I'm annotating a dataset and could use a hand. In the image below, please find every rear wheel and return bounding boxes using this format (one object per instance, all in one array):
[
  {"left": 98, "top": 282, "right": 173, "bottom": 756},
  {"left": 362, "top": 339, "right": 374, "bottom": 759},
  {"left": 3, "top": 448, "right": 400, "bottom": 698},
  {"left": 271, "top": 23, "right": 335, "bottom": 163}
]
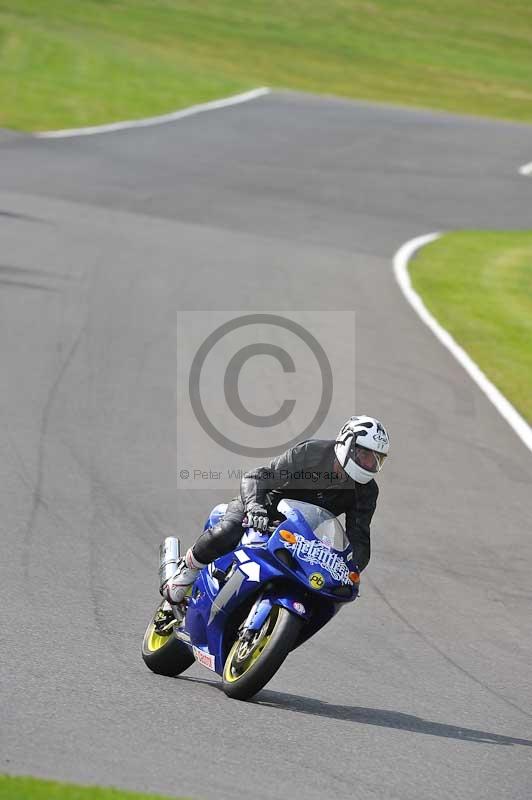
[
  {"left": 222, "top": 605, "right": 303, "bottom": 700},
  {"left": 141, "top": 601, "right": 194, "bottom": 677}
]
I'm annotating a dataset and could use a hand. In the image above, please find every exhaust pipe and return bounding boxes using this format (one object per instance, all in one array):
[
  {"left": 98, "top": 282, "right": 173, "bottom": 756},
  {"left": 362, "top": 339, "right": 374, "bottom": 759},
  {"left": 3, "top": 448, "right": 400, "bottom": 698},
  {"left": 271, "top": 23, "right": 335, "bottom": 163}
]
[{"left": 159, "top": 537, "right": 181, "bottom": 589}]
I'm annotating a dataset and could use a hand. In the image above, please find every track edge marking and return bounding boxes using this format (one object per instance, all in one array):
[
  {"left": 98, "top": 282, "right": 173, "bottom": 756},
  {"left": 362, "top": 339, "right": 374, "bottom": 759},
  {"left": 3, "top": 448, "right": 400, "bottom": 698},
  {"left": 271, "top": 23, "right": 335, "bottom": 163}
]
[
  {"left": 393, "top": 232, "right": 532, "bottom": 453},
  {"left": 34, "top": 87, "right": 271, "bottom": 139}
]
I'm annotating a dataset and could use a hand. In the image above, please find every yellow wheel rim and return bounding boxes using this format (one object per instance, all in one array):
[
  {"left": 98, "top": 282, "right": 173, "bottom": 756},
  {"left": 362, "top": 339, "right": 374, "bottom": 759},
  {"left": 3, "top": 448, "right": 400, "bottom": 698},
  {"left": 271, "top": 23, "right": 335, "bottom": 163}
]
[
  {"left": 145, "top": 623, "right": 171, "bottom": 653},
  {"left": 223, "top": 610, "right": 277, "bottom": 683}
]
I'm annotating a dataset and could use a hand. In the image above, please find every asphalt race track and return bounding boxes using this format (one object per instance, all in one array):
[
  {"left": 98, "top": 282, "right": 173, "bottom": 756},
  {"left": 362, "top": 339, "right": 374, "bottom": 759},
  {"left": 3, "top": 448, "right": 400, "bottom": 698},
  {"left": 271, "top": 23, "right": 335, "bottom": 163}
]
[{"left": 1, "top": 91, "right": 532, "bottom": 800}]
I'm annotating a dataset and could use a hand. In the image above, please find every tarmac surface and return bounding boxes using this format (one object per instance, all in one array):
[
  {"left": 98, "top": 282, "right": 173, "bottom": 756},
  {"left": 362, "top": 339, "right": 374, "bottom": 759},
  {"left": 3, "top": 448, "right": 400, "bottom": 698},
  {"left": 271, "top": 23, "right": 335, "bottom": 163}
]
[{"left": 1, "top": 91, "right": 532, "bottom": 800}]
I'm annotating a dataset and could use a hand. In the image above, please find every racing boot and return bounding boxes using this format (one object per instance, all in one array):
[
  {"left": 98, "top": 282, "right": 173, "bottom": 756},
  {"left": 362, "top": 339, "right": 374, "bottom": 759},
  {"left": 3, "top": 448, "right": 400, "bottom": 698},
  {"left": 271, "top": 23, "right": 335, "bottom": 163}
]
[{"left": 161, "top": 547, "right": 206, "bottom": 604}]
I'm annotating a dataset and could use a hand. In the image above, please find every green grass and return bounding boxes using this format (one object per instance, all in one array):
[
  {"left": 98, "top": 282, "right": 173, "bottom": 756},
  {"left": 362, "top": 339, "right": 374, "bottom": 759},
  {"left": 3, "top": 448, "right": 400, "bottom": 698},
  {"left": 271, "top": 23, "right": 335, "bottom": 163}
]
[
  {"left": 409, "top": 231, "right": 532, "bottom": 423},
  {"left": 1, "top": 1, "right": 532, "bottom": 130},
  {"left": 0, "top": 775, "right": 186, "bottom": 800}
]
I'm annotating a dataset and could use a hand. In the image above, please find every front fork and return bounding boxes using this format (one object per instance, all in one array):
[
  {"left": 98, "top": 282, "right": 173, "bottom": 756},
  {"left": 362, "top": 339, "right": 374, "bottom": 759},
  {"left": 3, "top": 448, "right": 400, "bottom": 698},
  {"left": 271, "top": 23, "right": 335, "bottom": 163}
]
[{"left": 240, "top": 586, "right": 311, "bottom": 640}]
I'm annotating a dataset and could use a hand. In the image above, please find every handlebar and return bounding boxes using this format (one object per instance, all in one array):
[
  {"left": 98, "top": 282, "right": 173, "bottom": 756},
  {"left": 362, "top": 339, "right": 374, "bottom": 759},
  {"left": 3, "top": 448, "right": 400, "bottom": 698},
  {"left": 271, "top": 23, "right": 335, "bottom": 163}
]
[{"left": 242, "top": 516, "right": 280, "bottom": 534}]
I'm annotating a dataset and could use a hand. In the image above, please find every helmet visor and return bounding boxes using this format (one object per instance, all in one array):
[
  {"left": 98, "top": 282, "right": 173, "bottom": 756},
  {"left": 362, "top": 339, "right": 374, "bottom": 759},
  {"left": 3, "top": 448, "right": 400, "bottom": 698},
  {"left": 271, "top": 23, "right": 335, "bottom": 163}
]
[{"left": 353, "top": 445, "right": 386, "bottom": 474}]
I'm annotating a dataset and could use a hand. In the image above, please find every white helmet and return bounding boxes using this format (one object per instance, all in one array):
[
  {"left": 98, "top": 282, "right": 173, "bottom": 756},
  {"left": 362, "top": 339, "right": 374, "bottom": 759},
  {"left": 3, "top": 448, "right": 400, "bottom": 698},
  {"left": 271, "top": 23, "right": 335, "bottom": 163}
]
[{"left": 334, "top": 415, "right": 390, "bottom": 484}]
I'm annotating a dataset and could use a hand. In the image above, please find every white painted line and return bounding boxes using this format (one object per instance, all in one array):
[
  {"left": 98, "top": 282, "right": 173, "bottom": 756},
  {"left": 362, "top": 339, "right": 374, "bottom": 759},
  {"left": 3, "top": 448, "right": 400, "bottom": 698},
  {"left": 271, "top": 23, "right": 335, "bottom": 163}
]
[
  {"left": 34, "top": 87, "right": 271, "bottom": 139},
  {"left": 393, "top": 233, "right": 532, "bottom": 454},
  {"left": 518, "top": 161, "right": 532, "bottom": 176}
]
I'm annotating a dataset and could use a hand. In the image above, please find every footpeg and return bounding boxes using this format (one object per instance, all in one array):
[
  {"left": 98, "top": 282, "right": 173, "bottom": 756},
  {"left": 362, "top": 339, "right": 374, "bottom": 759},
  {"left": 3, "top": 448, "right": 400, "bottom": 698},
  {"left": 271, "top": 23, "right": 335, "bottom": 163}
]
[{"left": 212, "top": 567, "right": 228, "bottom": 585}]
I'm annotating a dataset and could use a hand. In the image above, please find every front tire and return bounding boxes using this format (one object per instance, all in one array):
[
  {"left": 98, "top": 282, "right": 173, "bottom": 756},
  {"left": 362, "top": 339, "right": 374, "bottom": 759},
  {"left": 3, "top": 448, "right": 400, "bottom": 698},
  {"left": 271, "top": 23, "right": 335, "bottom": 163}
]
[
  {"left": 222, "top": 605, "right": 303, "bottom": 700},
  {"left": 141, "top": 602, "right": 194, "bottom": 677}
]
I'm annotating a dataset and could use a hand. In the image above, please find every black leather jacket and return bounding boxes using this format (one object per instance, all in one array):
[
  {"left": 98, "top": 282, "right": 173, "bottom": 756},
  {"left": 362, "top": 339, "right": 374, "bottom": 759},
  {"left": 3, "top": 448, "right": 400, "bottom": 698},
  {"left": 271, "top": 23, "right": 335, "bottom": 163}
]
[{"left": 240, "top": 439, "right": 378, "bottom": 571}]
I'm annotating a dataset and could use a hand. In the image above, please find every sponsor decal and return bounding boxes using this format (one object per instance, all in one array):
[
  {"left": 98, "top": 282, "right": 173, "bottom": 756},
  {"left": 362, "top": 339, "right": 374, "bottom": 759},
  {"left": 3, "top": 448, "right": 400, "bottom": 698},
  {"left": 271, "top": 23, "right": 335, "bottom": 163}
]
[
  {"left": 192, "top": 646, "right": 216, "bottom": 672},
  {"left": 373, "top": 421, "right": 388, "bottom": 445},
  {"left": 293, "top": 601, "right": 306, "bottom": 615},
  {"left": 309, "top": 572, "right": 325, "bottom": 590},
  {"left": 284, "top": 533, "right": 351, "bottom": 585}
]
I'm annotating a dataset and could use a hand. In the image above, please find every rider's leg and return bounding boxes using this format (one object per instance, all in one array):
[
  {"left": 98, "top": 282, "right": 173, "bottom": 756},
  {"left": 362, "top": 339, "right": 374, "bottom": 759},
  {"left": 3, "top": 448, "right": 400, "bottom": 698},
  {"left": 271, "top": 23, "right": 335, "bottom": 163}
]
[
  {"left": 191, "top": 497, "right": 246, "bottom": 563},
  {"left": 161, "top": 498, "right": 245, "bottom": 604},
  {"left": 161, "top": 547, "right": 207, "bottom": 605}
]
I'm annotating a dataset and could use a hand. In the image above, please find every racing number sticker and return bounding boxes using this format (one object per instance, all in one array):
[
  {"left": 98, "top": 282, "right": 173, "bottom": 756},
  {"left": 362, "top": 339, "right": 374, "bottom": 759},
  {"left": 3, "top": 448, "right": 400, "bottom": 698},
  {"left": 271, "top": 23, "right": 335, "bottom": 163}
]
[{"left": 309, "top": 572, "right": 325, "bottom": 589}]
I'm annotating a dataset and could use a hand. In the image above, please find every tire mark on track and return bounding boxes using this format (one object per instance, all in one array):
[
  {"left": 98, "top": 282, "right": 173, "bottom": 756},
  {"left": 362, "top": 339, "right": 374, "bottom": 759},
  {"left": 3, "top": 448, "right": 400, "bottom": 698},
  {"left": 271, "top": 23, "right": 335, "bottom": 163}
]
[
  {"left": 0, "top": 209, "right": 45, "bottom": 223},
  {"left": 48, "top": 439, "right": 149, "bottom": 668},
  {"left": 22, "top": 322, "right": 87, "bottom": 583},
  {"left": 87, "top": 482, "right": 148, "bottom": 668},
  {"left": 0, "top": 278, "right": 59, "bottom": 292},
  {"left": 368, "top": 576, "right": 532, "bottom": 720}
]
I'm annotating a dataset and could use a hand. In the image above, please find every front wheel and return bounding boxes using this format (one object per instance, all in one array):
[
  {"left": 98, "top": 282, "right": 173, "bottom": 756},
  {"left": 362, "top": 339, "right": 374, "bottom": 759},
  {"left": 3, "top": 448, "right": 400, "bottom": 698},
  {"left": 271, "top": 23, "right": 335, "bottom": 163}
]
[
  {"left": 141, "top": 601, "right": 194, "bottom": 677},
  {"left": 222, "top": 605, "right": 303, "bottom": 700}
]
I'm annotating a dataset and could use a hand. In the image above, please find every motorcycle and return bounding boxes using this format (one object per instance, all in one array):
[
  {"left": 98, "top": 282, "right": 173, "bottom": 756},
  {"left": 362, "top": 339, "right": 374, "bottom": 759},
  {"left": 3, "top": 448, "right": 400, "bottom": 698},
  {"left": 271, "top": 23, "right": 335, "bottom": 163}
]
[{"left": 141, "top": 499, "right": 360, "bottom": 700}]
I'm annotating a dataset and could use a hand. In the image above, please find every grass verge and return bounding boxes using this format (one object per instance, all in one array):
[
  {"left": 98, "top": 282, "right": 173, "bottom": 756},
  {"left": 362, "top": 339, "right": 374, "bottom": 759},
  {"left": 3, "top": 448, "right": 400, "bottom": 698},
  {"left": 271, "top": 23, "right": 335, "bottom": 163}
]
[
  {"left": 1, "top": 1, "right": 532, "bottom": 130},
  {"left": 409, "top": 231, "right": 532, "bottom": 423},
  {"left": 0, "top": 775, "right": 186, "bottom": 800}
]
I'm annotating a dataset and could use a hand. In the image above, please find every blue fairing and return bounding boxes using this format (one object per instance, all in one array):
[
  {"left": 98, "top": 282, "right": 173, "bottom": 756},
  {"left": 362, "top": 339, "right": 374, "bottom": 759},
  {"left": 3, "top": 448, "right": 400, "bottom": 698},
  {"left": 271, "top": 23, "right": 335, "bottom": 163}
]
[
  {"left": 203, "top": 503, "right": 228, "bottom": 531},
  {"left": 179, "top": 501, "right": 359, "bottom": 676}
]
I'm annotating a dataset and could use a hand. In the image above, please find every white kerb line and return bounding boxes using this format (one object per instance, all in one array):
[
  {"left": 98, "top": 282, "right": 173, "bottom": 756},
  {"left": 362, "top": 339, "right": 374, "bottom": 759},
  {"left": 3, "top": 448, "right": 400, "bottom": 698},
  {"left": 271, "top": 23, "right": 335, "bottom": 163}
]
[
  {"left": 393, "top": 233, "right": 532, "bottom": 454},
  {"left": 35, "top": 87, "right": 271, "bottom": 139}
]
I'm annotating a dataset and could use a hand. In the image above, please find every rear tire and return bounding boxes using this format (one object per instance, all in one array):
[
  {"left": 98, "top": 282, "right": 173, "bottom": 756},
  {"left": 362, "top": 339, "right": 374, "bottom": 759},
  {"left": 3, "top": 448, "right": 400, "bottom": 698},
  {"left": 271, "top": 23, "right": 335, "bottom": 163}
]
[
  {"left": 141, "top": 602, "right": 194, "bottom": 677},
  {"left": 222, "top": 606, "right": 303, "bottom": 700}
]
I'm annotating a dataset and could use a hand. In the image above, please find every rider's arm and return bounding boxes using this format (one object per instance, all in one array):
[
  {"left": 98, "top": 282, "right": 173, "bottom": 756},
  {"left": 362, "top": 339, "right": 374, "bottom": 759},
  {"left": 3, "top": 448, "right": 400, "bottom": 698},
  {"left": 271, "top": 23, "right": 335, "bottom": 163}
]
[
  {"left": 345, "top": 480, "right": 379, "bottom": 572},
  {"left": 240, "top": 441, "right": 312, "bottom": 510}
]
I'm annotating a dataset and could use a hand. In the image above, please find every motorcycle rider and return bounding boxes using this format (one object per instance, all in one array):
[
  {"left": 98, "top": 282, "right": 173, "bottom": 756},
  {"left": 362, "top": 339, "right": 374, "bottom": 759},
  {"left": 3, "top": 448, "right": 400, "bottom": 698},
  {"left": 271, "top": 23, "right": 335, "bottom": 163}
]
[{"left": 162, "top": 415, "right": 389, "bottom": 604}]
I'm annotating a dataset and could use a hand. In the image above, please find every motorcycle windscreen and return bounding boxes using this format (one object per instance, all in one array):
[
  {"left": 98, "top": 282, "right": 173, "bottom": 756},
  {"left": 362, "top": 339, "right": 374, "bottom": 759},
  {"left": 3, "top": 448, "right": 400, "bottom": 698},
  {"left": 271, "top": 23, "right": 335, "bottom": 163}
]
[{"left": 277, "top": 499, "right": 349, "bottom": 551}]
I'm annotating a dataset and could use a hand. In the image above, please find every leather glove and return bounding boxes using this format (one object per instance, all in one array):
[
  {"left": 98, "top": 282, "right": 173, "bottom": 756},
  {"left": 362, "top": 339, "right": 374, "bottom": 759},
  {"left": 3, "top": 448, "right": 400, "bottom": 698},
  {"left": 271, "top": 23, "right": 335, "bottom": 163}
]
[{"left": 246, "top": 503, "right": 269, "bottom": 532}]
